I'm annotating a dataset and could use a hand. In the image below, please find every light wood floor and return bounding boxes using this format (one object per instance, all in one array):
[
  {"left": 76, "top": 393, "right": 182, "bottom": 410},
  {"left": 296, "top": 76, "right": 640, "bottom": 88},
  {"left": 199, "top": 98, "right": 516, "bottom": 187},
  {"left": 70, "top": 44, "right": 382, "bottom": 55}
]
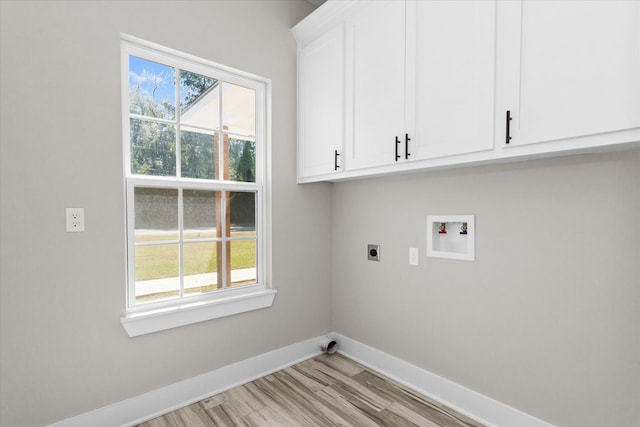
[{"left": 137, "top": 353, "right": 485, "bottom": 427}]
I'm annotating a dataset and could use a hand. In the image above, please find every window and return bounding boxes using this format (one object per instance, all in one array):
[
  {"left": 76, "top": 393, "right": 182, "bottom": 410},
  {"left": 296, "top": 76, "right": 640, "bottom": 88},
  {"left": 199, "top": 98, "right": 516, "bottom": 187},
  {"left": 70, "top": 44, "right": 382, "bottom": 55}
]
[{"left": 120, "top": 35, "right": 274, "bottom": 337}]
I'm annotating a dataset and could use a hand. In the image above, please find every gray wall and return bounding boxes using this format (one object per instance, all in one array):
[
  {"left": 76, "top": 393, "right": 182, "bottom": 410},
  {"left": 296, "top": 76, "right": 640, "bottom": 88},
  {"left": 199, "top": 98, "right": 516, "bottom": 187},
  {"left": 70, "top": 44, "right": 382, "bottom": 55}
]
[
  {"left": 331, "top": 150, "right": 640, "bottom": 427},
  {"left": 0, "top": 1, "right": 330, "bottom": 426}
]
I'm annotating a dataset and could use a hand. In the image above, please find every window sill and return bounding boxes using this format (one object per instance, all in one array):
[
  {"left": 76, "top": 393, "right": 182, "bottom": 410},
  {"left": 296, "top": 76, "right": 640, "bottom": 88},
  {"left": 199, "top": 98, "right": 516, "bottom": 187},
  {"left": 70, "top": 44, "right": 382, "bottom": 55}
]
[{"left": 121, "top": 289, "right": 277, "bottom": 337}]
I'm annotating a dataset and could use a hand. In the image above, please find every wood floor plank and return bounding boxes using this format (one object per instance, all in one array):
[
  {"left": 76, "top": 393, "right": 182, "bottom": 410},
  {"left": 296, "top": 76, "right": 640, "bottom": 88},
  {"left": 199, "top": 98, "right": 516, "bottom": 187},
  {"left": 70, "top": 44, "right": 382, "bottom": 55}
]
[
  {"left": 281, "top": 365, "right": 326, "bottom": 393},
  {"left": 198, "top": 392, "right": 226, "bottom": 409},
  {"left": 314, "top": 383, "right": 382, "bottom": 427},
  {"left": 293, "top": 358, "right": 341, "bottom": 387},
  {"left": 198, "top": 404, "right": 236, "bottom": 427},
  {"left": 352, "top": 369, "right": 484, "bottom": 427},
  {"left": 242, "top": 404, "right": 302, "bottom": 427},
  {"left": 136, "top": 353, "right": 487, "bottom": 427},
  {"left": 253, "top": 374, "right": 330, "bottom": 426},
  {"left": 385, "top": 401, "right": 447, "bottom": 427},
  {"left": 314, "top": 353, "right": 366, "bottom": 377},
  {"left": 305, "top": 358, "right": 392, "bottom": 411},
  {"left": 271, "top": 370, "right": 340, "bottom": 425},
  {"left": 377, "top": 406, "right": 426, "bottom": 427},
  {"left": 223, "top": 384, "right": 265, "bottom": 418}
]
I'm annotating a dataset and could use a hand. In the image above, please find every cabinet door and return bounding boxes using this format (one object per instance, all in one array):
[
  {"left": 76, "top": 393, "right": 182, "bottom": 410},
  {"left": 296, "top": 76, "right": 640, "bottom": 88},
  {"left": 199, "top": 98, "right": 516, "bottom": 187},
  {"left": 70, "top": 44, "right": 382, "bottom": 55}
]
[
  {"left": 345, "top": 1, "right": 407, "bottom": 170},
  {"left": 409, "top": 0, "right": 496, "bottom": 160},
  {"left": 298, "top": 25, "right": 344, "bottom": 179},
  {"left": 502, "top": 0, "right": 640, "bottom": 146}
]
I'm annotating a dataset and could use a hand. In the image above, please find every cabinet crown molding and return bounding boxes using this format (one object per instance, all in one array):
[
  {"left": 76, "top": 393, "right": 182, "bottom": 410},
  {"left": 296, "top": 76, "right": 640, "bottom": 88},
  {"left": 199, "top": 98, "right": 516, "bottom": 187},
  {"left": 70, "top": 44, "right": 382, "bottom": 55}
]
[{"left": 292, "top": 0, "right": 367, "bottom": 43}]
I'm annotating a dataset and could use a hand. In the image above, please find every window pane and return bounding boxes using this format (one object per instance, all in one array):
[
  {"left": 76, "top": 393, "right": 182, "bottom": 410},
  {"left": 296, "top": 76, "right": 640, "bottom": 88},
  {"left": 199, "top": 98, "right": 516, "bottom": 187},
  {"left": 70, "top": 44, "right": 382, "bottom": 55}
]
[
  {"left": 228, "top": 138, "right": 256, "bottom": 182},
  {"left": 180, "top": 70, "right": 219, "bottom": 130},
  {"left": 134, "top": 187, "right": 179, "bottom": 243},
  {"left": 181, "top": 130, "right": 216, "bottom": 180},
  {"left": 222, "top": 83, "right": 255, "bottom": 136},
  {"left": 129, "top": 56, "right": 176, "bottom": 120},
  {"left": 183, "top": 242, "right": 219, "bottom": 295},
  {"left": 230, "top": 192, "right": 255, "bottom": 236},
  {"left": 135, "top": 244, "right": 179, "bottom": 303},
  {"left": 130, "top": 118, "right": 176, "bottom": 176},
  {"left": 230, "top": 239, "right": 256, "bottom": 288},
  {"left": 183, "top": 190, "right": 218, "bottom": 238}
]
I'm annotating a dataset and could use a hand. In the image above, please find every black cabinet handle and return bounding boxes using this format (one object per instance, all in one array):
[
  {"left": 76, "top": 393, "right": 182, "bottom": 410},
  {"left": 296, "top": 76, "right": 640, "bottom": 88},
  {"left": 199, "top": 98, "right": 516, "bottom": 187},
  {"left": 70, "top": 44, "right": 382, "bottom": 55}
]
[
  {"left": 405, "top": 133, "right": 411, "bottom": 160},
  {"left": 395, "top": 136, "right": 401, "bottom": 161},
  {"left": 506, "top": 110, "right": 512, "bottom": 144},
  {"left": 334, "top": 149, "right": 340, "bottom": 171}
]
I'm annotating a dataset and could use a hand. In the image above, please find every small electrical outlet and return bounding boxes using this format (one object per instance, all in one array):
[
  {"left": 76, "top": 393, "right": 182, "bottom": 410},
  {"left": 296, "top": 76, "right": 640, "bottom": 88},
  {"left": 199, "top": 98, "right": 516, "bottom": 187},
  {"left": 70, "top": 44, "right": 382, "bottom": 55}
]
[
  {"left": 367, "top": 244, "right": 380, "bottom": 261},
  {"left": 66, "top": 208, "right": 85, "bottom": 232},
  {"left": 409, "top": 247, "right": 419, "bottom": 266}
]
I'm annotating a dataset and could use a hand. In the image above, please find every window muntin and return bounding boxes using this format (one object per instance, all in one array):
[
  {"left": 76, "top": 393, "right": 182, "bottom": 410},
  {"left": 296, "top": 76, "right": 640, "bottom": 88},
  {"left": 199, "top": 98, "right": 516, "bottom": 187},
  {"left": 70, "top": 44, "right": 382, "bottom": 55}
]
[{"left": 123, "top": 40, "right": 265, "bottom": 313}]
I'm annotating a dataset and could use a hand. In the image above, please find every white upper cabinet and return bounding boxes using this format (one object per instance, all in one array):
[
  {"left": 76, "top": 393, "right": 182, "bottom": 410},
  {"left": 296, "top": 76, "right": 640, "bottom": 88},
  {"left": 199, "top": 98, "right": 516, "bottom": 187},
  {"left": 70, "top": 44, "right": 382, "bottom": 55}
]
[
  {"left": 410, "top": 0, "right": 496, "bottom": 160},
  {"left": 292, "top": 0, "right": 640, "bottom": 183},
  {"left": 297, "top": 25, "right": 345, "bottom": 179},
  {"left": 345, "top": 0, "right": 496, "bottom": 171},
  {"left": 500, "top": 0, "right": 640, "bottom": 147},
  {"left": 345, "top": 1, "right": 407, "bottom": 170}
]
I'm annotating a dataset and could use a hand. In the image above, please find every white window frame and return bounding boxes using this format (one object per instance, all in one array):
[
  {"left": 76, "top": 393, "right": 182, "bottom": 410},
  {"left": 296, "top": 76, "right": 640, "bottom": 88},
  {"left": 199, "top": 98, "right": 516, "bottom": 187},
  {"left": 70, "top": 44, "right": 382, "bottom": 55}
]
[{"left": 119, "top": 34, "right": 274, "bottom": 337}]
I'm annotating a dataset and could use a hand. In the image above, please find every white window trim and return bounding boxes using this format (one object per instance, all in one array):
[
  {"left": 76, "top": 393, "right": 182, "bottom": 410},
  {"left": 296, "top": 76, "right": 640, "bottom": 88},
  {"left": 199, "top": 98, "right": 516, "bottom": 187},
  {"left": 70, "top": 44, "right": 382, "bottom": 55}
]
[
  {"left": 119, "top": 34, "right": 274, "bottom": 337},
  {"left": 121, "top": 289, "right": 277, "bottom": 337}
]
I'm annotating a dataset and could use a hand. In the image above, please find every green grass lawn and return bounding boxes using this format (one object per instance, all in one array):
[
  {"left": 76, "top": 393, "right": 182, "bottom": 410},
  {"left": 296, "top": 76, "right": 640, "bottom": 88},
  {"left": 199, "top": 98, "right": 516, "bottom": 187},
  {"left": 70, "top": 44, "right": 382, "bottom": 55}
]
[{"left": 135, "top": 231, "right": 256, "bottom": 281}]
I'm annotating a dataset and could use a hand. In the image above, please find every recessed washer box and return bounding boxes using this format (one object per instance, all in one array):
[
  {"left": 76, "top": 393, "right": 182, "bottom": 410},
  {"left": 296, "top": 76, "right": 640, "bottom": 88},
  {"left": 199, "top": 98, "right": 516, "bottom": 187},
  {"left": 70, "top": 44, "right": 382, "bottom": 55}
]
[{"left": 426, "top": 215, "right": 475, "bottom": 261}]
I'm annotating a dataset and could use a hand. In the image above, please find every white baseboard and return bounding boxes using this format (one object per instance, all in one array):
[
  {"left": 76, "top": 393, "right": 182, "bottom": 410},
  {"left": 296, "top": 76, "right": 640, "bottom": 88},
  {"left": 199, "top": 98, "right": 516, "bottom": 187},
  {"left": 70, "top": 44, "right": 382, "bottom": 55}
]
[
  {"left": 49, "top": 333, "right": 554, "bottom": 427},
  {"left": 48, "top": 336, "right": 327, "bottom": 427},
  {"left": 332, "top": 333, "right": 554, "bottom": 427}
]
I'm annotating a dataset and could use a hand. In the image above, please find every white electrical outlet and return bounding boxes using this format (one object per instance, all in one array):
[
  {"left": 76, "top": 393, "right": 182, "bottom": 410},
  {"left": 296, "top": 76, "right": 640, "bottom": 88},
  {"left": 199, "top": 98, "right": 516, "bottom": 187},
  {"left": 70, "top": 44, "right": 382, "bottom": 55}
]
[
  {"left": 409, "top": 247, "right": 419, "bottom": 266},
  {"left": 66, "top": 208, "right": 85, "bottom": 232}
]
